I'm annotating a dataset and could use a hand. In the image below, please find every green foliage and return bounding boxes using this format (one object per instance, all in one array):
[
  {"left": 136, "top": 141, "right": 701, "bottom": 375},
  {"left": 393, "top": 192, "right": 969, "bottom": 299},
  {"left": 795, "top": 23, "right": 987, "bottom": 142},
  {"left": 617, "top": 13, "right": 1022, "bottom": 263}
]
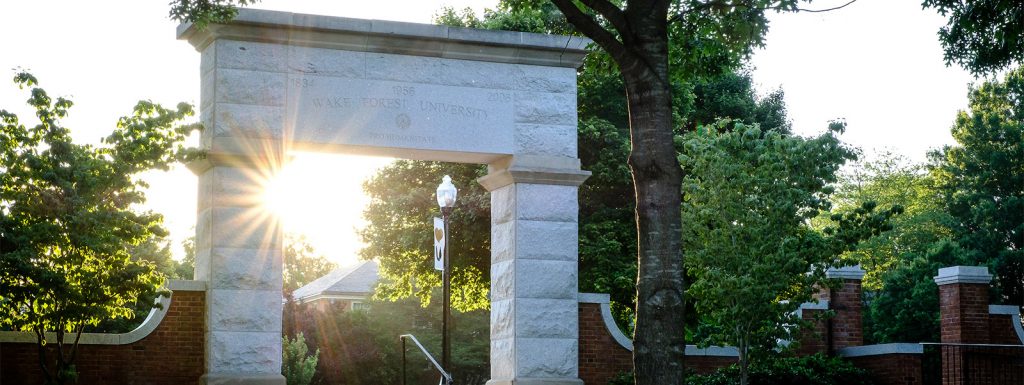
[
  {"left": 681, "top": 122, "right": 900, "bottom": 384},
  {"left": 665, "top": 1, "right": 805, "bottom": 82},
  {"left": 929, "top": 66, "right": 1024, "bottom": 312},
  {"left": 89, "top": 235, "right": 195, "bottom": 333},
  {"left": 282, "top": 332, "right": 319, "bottom": 385},
  {"left": 611, "top": 354, "right": 876, "bottom": 385},
  {"left": 826, "top": 153, "right": 953, "bottom": 290},
  {"left": 283, "top": 234, "right": 335, "bottom": 294},
  {"left": 684, "top": 354, "right": 876, "bottom": 385},
  {"left": 0, "top": 72, "right": 200, "bottom": 384},
  {"left": 866, "top": 240, "right": 968, "bottom": 343},
  {"left": 358, "top": 161, "right": 491, "bottom": 311},
  {"left": 169, "top": 0, "right": 260, "bottom": 28},
  {"left": 289, "top": 293, "right": 489, "bottom": 385},
  {"left": 851, "top": 68, "right": 1024, "bottom": 343},
  {"left": 922, "top": 0, "right": 1024, "bottom": 74},
  {"left": 826, "top": 154, "right": 955, "bottom": 343}
]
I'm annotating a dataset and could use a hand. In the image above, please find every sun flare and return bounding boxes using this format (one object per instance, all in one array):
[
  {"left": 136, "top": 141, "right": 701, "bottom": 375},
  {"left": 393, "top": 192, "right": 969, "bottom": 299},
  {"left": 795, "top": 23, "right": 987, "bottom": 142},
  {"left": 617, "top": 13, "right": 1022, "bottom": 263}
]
[{"left": 261, "top": 153, "right": 392, "bottom": 267}]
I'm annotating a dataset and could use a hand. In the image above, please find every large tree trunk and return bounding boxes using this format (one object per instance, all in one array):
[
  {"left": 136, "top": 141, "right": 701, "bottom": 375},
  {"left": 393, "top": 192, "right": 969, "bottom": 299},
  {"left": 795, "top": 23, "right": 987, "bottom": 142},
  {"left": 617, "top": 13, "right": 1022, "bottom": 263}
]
[
  {"left": 621, "top": 19, "right": 686, "bottom": 385},
  {"left": 543, "top": 1, "right": 684, "bottom": 383}
]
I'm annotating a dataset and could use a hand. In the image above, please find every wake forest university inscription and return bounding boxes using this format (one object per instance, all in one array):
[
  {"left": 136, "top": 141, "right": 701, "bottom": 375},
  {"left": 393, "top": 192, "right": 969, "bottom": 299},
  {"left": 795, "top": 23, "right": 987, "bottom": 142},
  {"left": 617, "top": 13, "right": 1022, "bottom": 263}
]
[{"left": 288, "top": 74, "right": 515, "bottom": 154}]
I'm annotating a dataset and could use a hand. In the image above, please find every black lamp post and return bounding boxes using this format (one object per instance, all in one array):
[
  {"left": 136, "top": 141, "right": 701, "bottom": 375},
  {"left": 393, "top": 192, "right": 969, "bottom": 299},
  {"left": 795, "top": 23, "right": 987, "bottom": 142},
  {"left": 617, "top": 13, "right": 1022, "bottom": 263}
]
[{"left": 436, "top": 175, "right": 457, "bottom": 381}]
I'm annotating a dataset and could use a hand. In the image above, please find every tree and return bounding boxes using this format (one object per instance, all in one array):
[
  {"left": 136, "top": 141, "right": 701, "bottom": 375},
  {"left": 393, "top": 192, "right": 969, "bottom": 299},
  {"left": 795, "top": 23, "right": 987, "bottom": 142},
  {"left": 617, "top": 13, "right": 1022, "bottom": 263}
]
[
  {"left": 923, "top": 0, "right": 1024, "bottom": 75},
  {"left": 358, "top": 161, "right": 491, "bottom": 311},
  {"left": 283, "top": 234, "right": 336, "bottom": 294},
  {"left": 826, "top": 153, "right": 953, "bottom": 290},
  {"left": 929, "top": 66, "right": 1024, "bottom": 312},
  {"left": 864, "top": 240, "right": 967, "bottom": 343},
  {"left": 502, "top": 1, "right": 826, "bottom": 381},
  {"left": 0, "top": 73, "right": 200, "bottom": 384},
  {"left": 822, "top": 153, "right": 955, "bottom": 343},
  {"left": 90, "top": 235, "right": 196, "bottom": 333},
  {"left": 682, "top": 121, "right": 900, "bottom": 385}
]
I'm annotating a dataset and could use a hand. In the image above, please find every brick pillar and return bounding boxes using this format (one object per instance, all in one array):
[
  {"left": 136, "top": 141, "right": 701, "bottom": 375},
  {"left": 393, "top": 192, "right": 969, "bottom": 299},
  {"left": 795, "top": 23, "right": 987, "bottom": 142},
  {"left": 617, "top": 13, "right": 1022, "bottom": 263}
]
[
  {"left": 826, "top": 265, "right": 865, "bottom": 352},
  {"left": 934, "top": 266, "right": 993, "bottom": 344},
  {"left": 934, "top": 266, "right": 993, "bottom": 385}
]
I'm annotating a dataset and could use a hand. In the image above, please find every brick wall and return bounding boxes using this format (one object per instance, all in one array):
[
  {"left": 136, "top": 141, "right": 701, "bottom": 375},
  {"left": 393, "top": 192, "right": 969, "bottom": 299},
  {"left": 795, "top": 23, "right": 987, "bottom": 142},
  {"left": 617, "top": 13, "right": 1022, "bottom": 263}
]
[
  {"left": 0, "top": 288, "right": 205, "bottom": 385},
  {"left": 578, "top": 297, "right": 737, "bottom": 384},
  {"left": 934, "top": 266, "right": 1024, "bottom": 385},
  {"left": 847, "top": 353, "right": 923, "bottom": 385},
  {"left": 578, "top": 302, "right": 633, "bottom": 385},
  {"left": 797, "top": 307, "right": 829, "bottom": 356},
  {"left": 989, "top": 313, "right": 1023, "bottom": 345},
  {"left": 830, "top": 280, "right": 864, "bottom": 350}
]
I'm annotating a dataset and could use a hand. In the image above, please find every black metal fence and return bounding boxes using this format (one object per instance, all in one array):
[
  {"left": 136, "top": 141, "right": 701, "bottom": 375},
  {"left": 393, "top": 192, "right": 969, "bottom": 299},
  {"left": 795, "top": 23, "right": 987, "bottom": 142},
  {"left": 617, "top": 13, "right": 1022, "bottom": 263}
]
[{"left": 921, "top": 343, "right": 1024, "bottom": 385}]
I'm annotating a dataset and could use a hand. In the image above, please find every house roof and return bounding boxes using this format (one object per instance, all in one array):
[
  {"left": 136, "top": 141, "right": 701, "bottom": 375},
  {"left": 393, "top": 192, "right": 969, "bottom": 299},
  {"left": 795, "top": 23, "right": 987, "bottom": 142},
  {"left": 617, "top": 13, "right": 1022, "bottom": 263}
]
[{"left": 292, "top": 260, "right": 379, "bottom": 301}]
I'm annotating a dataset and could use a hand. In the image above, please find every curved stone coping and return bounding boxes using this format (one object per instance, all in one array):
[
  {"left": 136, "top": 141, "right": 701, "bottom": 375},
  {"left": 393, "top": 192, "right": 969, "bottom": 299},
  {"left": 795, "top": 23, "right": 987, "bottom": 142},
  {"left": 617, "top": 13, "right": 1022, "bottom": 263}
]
[
  {"left": 578, "top": 293, "right": 633, "bottom": 351},
  {"left": 577, "top": 293, "right": 738, "bottom": 357},
  {"left": 0, "top": 280, "right": 207, "bottom": 345},
  {"left": 177, "top": 8, "right": 592, "bottom": 68},
  {"left": 837, "top": 343, "right": 923, "bottom": 357},
  {"left": 989, "top": 305, "right": 1024, "bottom": 344}
]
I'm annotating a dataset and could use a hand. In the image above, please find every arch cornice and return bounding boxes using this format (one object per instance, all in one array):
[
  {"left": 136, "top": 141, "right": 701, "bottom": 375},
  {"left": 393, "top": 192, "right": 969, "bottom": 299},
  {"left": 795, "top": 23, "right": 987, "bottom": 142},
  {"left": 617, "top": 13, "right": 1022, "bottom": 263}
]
[{"left": 177, "top": 9, "right": 591, "bottom": 69}]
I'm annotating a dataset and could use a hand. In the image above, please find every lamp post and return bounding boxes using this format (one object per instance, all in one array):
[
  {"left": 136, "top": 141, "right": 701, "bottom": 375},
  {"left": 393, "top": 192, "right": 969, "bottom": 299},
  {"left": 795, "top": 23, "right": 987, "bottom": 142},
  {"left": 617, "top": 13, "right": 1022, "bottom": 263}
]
[{"left": 436, "top": 175, "right": 457, "bottom": 382}]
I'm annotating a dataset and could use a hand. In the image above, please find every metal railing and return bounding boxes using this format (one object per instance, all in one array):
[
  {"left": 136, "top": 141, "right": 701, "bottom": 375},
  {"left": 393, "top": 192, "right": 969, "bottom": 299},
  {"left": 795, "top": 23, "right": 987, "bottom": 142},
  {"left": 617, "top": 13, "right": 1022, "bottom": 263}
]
[
  {"left": 400, "top": 334, "right": 453, "bottom": 385},
  {"left": 921, "top": 342, "right": 1024, "bottom": 385}
]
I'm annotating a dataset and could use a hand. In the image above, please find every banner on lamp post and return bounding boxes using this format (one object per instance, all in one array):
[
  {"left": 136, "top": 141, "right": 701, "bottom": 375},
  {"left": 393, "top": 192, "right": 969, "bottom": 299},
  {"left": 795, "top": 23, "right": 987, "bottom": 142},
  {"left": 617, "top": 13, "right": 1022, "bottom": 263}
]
[{"left": 433, "top": 217, "right": 445, "bottom": 271}]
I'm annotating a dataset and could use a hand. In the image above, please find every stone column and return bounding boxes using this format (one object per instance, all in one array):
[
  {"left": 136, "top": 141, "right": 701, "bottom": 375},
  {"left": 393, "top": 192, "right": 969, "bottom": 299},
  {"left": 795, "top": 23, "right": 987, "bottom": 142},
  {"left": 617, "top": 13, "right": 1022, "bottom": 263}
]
[
  {"left": 479, "top": 155, "right": 590, "bottom": 385},
  {"left": 826, "top": 265, "right": 865, "bottom": 351},
  {"left": 192, "top": 157, "right": 285, "bottom": 385},
  {"left": 192, "top": 38, "right": 288, "bottom": 385}
]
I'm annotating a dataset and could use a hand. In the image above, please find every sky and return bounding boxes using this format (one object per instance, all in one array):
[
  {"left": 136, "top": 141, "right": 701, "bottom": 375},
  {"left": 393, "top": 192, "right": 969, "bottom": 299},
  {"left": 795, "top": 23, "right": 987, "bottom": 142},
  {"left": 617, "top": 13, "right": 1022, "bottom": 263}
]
[{"left": 0, "top": 0, "right": 978, "bottom": 267}]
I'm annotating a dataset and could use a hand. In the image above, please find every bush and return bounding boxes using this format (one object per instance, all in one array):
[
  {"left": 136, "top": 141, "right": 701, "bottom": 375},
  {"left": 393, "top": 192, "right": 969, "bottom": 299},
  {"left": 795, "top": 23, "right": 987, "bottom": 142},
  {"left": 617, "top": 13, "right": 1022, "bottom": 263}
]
[
  {"left": 610, "top": 354, "right": 876, "bottom": 385},
  {"left": 686, "top": 354, "right": 876, "bottom": 385},
  {"left": 283, "top": 333, "right": 319, "bottom": 385}
]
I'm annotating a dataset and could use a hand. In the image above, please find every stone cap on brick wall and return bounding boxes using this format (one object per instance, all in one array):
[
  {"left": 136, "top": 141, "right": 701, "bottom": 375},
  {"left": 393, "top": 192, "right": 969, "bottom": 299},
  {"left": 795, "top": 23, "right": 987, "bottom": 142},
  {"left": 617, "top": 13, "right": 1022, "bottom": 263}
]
[
  {"left": 837, "top": 343, "right": 923, "bottom": 357},
  {"left": 933, "top": 266, "right": 993, "bottom": 285},
  {"left": 826, "top": 265, "right": 866, "bottom": 280}
]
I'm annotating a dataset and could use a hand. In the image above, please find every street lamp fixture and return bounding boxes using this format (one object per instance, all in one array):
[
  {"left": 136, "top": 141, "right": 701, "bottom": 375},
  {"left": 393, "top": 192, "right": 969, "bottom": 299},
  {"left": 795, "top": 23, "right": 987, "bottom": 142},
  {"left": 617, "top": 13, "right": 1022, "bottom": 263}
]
[{"left": 436, "top": 175, "right": 457, "bottom": 382}]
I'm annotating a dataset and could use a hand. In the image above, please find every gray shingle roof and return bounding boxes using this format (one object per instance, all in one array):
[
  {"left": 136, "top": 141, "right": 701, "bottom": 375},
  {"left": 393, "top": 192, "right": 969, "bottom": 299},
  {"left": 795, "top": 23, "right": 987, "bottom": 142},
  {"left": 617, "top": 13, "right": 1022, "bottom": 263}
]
[{"left": 292, "top": 260, "right": 379, "bottom": 301}]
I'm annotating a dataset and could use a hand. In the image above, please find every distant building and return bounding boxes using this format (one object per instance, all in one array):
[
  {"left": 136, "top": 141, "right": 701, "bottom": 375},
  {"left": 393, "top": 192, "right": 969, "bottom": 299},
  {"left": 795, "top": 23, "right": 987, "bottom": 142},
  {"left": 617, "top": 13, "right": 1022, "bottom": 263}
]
[{"left": 291, "top": 260, "right": 379, "bottom": 312}]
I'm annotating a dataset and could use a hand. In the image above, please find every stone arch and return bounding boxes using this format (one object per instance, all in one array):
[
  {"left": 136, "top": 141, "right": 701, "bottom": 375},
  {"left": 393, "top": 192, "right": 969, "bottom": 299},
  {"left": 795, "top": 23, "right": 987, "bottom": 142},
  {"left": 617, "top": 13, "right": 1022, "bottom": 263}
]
[{"left": 177, "top": 9, "right": 590, "bottom": 385}]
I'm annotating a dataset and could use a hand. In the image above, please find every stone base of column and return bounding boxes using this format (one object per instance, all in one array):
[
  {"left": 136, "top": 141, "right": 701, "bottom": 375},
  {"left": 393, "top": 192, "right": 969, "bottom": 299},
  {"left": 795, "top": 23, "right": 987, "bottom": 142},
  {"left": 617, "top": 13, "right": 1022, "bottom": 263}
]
[
  {"left": 200, "top": 374, "right": 286, "bottom": 385},
  {"left": 486, "top": 378, "right": 585, "bottom": 385}
]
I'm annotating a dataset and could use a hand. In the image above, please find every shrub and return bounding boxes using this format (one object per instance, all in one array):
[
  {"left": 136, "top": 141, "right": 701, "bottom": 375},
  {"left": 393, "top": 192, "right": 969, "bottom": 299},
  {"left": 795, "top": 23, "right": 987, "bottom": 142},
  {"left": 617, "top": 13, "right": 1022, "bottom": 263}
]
[
  {"left": 610, "top": 354, "right": 876, "bottom": 385},
  {"left": 686, "top": 354, "right": 876, "bottom": 385},
  {"left": 283, "top": 333, "right": 319, "bottom": 385}
]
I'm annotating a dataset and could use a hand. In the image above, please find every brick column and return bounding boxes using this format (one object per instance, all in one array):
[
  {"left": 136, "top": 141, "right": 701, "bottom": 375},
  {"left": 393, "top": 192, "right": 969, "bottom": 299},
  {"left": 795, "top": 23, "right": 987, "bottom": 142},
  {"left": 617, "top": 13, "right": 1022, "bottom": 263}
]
[
  {"left": 826, "top": 265, "right": 865, "bottom": 351},
  {"left": 934, "top": 266, "right": 993, "bottom": 385},
  {"left": 934, "top": 266, "right": 993, "bottom": 344}
]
